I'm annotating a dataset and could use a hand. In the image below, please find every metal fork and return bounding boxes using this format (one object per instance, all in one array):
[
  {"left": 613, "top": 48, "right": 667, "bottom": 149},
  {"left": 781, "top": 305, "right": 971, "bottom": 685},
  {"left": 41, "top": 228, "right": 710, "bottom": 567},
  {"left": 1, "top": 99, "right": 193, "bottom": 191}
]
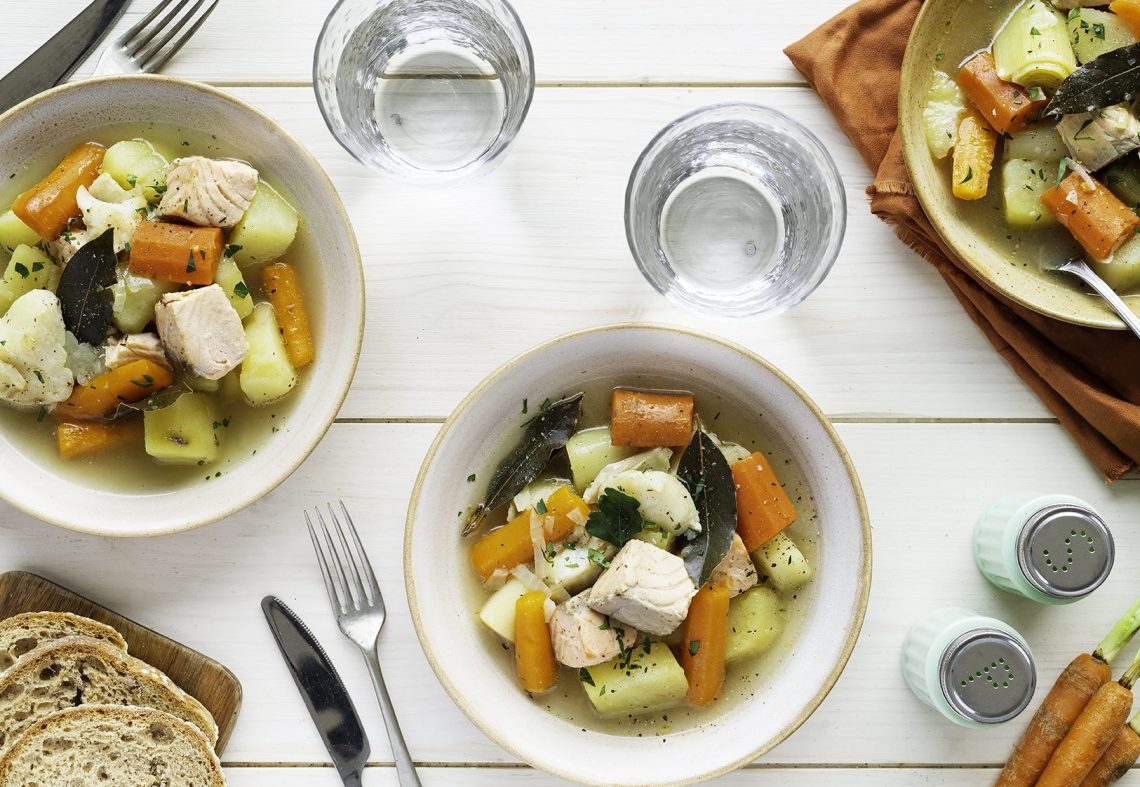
[
  {"left": 307, "top": 502, "right": 422, "bottom": 787},
  {"left": 93, "top": 0, "right": 219, "bottom": 75}
]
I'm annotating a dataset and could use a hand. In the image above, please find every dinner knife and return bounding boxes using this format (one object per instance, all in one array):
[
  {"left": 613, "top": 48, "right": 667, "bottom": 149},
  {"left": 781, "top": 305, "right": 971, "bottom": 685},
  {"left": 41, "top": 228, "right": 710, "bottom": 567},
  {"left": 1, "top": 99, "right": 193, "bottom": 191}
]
[
  {"left": 262, "top": 596, "right": 370, "bottom": 787},
  {"left": 0, "top": 0, "right": 130, "bottom": 115}
]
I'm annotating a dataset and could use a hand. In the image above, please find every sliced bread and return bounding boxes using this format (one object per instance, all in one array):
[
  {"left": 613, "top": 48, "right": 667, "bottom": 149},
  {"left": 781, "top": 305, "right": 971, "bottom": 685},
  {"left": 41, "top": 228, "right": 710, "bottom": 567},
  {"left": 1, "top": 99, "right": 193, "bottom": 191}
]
[
  {"left": 0, "top": 636, "right": 217, "bottom": 753},
  {"left": 0, "top": 704, "right": 224, "bottom": 786},
  {"left": 0, "top": 612, "right": 127, "bottom": 671}
]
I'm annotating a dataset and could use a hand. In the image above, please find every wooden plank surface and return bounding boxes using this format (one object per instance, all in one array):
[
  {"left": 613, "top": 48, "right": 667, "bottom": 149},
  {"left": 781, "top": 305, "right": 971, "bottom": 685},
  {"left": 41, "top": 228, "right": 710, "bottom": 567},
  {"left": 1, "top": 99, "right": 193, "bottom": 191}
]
[
  {"left": 0, "top": 1, "right": 843, "bottom": 85},
  {"left": 0, "top": 571, "right": 242, "bottom": 753}
]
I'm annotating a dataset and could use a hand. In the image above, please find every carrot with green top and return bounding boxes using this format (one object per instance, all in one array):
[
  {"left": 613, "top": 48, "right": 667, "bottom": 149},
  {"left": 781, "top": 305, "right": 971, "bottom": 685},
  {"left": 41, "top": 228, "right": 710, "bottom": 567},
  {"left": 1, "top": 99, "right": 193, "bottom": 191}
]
[
  {"left": 1080, "top": 712, "right": 1140, "bottom": 786},
  {"left": 998, "top": 597, "right": 1140, "bottom": 786},
  {"left": 514, "top": 591, "right": 557, "bottom": 693},
  {"left": 1038, "top": 649, "right": 1140, "bottom": 787}
]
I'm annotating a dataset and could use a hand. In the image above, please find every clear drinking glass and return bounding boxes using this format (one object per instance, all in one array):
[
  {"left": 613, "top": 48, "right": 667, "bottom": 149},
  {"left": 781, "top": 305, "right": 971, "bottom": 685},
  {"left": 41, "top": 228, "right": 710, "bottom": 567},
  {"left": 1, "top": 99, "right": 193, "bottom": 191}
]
[
  {"left": 625, "top": 104, "right": 847, "bottom": 318},
  {"left": 314, "top": 0, "right": 534, "bottom": 182}
]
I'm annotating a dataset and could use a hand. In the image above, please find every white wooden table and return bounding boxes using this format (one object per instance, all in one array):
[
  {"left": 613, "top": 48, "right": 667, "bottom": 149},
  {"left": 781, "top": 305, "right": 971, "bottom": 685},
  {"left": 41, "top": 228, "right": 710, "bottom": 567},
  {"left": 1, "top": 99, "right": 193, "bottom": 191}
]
[{"left": 4, "top": 1, "right": 1140, "bottom": 784}]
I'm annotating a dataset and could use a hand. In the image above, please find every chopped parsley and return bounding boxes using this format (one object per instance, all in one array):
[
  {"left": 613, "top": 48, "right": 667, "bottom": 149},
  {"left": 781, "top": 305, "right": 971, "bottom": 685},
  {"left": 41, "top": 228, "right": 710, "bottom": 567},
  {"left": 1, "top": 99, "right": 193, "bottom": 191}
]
[
  {"left": 126, "top": 174, "right": 137, "bottom": 188},
  {"left": 535, "top": 498, "right": 548, "bottom": 515},
  {"left": 934, "top": 51, "right": 944, "bottom": 62},
  {"left": 1093, "top": 22, "right": 1106, "bottom": 40},
  {"left": 521, "top": 398, "right": 528, "bottom": 414},
  {"left": 466, "top": 473, "right": 476, "bottom": 483},
  {"left": 689, "top": 640, "right": 701, "bottom": 656},
  {"left": 224, "top": 243, "right": 242, "bottom": 258},
  {"left": 31, "top": 261, "right": 43, "bottom": 272},
  {"left": 585, "top": 488, "right": 643, "bottom": 548},
  {"left": 129, "top": 375, "right": 155, "bottom": 388},
  {"left": 153, "top": 184, "right": 168, "bottom": 195},
  {"left": 540, "top": 397, "right": 552, "bottom": 411},
  {"left": 233, "top": 281, "right": 249, "bottom": 299},
  {"left": 12, "top": 262, "right": 28, "bottom": 279},
  {"left": 587, "top": 547, "right": 611, "bottom": 570},
  {"left": 960, "top": 167, "right": 974, "bottom": 185},
  {"left": 33, "top": 370, "right": 43, "bottom": 384},
  {"left": 1068, "top": 7, "right": 1081, "bottom": 21},
  {"left": 1027, "top": 87, "right": 1045, "bottom": 102},
  {"left": 1030, "top": 26, "right": 1041, "bottom": 36},
  {"left": 36, "top": 406, "right": 45, "bottom": 423},
  {"left": 578, "top": 668, "right": 595, "bottom": 687},
  {"left": 186, "top": 251, "right": 197, "bottom": 273}
]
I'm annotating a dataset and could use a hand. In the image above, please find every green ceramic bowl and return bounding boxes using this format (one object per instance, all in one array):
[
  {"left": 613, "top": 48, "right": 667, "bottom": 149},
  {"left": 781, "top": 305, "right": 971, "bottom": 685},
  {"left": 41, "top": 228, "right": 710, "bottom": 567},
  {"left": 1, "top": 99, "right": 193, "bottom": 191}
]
[{"left": 899, "top": 0, "right": 1133, "bottom": 330}]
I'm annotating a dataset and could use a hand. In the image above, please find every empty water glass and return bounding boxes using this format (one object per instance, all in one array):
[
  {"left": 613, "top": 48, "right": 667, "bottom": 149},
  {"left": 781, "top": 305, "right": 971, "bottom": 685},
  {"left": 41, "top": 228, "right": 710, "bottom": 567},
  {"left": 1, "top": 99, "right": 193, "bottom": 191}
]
[
  {"left": 625, "top": 104, "right": 847, "bottom": 318},
  {"left": 314, "top": 0, "right": 534, "bottom": 182}
]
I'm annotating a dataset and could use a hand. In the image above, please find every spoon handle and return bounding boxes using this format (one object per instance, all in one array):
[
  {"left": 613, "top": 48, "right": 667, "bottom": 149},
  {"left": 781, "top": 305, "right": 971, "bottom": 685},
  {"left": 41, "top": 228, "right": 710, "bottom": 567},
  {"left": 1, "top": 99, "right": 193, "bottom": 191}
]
[{"left": 1058, "top": 259, "right": 1140, "bottom": 339}]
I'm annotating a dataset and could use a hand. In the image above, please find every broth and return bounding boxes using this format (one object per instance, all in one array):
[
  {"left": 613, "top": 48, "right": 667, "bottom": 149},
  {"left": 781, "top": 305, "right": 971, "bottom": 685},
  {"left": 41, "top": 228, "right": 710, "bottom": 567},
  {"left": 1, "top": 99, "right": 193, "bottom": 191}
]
[
  {"left": 464, "top": 377, "right": 820, "bottom": 736},
  {"left": 0, "top": 124, "right": 323, "bottom": 492}
]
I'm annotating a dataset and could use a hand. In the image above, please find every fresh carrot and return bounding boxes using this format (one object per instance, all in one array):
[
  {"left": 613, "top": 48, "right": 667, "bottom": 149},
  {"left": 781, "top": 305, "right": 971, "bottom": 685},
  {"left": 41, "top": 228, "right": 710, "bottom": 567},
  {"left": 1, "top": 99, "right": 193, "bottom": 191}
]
[
  {"left": 55, "top": 360, "right": 174, "bottom": 420},
  {"left": 952, "top": 108, "right": 998, "bottom": 201},
  {"left": 262, "top": 263, "right": 314, "bottom": 368},
  {"left": 514, "top": 591, "right": 557, "bottom": 693},
  {"left": 1041, "top": 172, "right": 1140, "bottom": 262},
  {"left": 1038, "top": 650, "right": 1140, "bottom": 787},
  {"left": 56, "top": 419, "right": 143, "bottom": 459},
  {"left": 957, "top": 52, "right": 1047, "bottom": 135},
  {"left": 999, "top": 598, "right": 1140, "bottom": 786},
  {"left": 1081, "top": 714, "right": 1140, "bottom": 787},
  {"left": 730, "top": 452, "right": 798, "bottom": 552},
  {"left": 470, "top": 486, "right": 590, "bottom": 579},
  {"left": 128, "top": 221, "right": 224, "bottom": 286},
  {"left": 11, "top": 142, "right": 104, "bottom": 240},
  {"left": 609, "top": 389, "right": 694, "bottom": 447},
  {"left": 681, "top": 585, "right": 730, "bottom": 706},
  {"left": 1110, "top": 0, "right": 1140, "bottom": 37}
]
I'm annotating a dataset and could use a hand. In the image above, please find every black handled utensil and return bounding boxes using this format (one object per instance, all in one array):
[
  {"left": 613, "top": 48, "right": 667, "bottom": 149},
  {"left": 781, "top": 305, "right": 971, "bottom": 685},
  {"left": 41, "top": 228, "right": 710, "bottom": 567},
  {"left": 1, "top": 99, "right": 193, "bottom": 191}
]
[{"left": 262, "top": 595, "right": 370, "bottom": 787}]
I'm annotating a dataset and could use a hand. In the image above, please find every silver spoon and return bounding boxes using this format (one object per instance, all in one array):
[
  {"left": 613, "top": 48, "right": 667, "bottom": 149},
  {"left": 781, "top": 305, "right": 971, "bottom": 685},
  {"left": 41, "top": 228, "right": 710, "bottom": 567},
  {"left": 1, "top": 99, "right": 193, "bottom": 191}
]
[{"left": 1050, "top": 258, "right": 1140, "bottom": 338}]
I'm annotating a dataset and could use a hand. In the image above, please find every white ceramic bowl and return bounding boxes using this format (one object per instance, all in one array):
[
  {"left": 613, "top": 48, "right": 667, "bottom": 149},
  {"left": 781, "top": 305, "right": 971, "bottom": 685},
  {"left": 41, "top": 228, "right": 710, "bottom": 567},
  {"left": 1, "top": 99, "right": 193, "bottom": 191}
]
[
  {"left": 0, "top": 76, "right": 364, "bottom": 536},
  {"left": 405, "top": 325, "right": 871, "bottom": 786}
]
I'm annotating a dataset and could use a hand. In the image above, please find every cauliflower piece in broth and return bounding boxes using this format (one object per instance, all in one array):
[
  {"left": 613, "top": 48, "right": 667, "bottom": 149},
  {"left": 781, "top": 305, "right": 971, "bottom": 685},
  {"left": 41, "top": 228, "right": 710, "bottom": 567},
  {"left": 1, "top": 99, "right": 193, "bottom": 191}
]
[{"left": 0, "top": 290, "right": 74, "bottom": 408}]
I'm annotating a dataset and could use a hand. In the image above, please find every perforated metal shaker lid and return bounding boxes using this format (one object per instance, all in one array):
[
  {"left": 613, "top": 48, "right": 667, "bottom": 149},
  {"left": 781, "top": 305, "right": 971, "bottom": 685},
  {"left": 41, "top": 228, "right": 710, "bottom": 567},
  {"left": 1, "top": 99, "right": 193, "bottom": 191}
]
[
  {"left": 939, "top": 628, "right": 1036, "bottom": 724},
  {"left": 1018, "top": 504, "right": 1114, "bottom": 599}
]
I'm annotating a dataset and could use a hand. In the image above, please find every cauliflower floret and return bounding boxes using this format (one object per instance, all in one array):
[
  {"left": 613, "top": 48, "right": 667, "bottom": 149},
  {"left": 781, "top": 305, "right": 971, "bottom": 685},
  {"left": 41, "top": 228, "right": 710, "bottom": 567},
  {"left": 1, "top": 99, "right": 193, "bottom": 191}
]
[
  {"left": 77, "top": 174, "right": 147, "bottom": 252},
  {"left": 63, "top": 331, "right": 106, "bottom": 386},
  {"left": 0, "top": 290, "right": 74, "bottom": 408}
]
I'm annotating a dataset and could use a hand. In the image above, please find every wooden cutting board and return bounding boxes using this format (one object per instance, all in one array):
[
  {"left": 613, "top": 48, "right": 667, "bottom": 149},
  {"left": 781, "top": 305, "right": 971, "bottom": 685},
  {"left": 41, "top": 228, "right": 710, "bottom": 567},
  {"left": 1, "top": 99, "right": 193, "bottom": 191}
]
[{"left": 0, "top": 570, "right": 241, "bottom": 753}]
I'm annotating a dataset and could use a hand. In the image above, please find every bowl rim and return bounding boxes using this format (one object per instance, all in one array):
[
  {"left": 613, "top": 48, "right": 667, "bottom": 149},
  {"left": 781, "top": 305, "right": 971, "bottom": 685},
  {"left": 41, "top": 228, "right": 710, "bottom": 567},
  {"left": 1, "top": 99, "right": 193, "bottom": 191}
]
[
  {"left": 898, "top": 1, "right": 1125, "bottom": 331},
  {"left": 0, "top": 74, "right": 365, "bottom": 537},
  {"left": 403, "top": 323, "right": 872, "bottom": 786}
]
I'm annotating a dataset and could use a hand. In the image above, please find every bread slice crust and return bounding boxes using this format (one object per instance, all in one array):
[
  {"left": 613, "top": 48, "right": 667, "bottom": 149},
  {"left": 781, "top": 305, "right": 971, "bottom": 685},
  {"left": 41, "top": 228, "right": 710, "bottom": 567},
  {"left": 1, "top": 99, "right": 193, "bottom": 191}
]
[
  {"left": 0, "top": 612, "right": 127, "bottom": 671},
  {"left": 0, "top": 636, "right": 217, "bottom": 753},
  {"left": 0, "top": 704, "right": 224, "bottom": 786}
]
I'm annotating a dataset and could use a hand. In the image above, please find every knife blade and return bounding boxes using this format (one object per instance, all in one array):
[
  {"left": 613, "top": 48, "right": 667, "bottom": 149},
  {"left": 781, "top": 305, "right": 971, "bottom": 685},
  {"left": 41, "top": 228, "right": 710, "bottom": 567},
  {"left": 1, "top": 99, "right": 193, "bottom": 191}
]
[
  {"left": 0, "top": 0, "right": 131, "bottom": 115},
  {"left": 262, "top": 596, "right": 370, "bottom": 785}
]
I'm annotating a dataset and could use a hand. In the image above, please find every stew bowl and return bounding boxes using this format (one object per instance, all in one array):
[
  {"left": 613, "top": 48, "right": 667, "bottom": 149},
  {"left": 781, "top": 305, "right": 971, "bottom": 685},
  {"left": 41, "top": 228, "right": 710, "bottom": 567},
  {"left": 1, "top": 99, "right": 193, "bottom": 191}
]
[
  {"left": 900, "top": 0, "right": 1135, "bottom": 329},
  {"left": 405, "top": 325, "right": 871, "bottom": 786},
  {"left": 0, "top": 76, "right": 364, "bottom": 536}
]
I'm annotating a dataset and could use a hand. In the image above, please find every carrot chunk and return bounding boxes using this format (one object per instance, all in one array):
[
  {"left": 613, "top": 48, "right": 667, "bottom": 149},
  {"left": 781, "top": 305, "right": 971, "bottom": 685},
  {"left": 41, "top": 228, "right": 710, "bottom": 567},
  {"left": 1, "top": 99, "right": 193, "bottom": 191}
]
[
  {"left": 681, "top": 585, "right": 730, "bottom": 706},
  {"left": 56, "top": 419, "right": 143, "bottom": 459},
  {"left": 514, "top": 591, "right": 558, "bottom": 693},
  {"left": 11, "top": 142, "right": 105, "bottom": 241},
  {"left": 470, "top": 486, "right": 590, "bottom": 579},
  {"left": 1042, "top": 173, "right": 1140, "bottom": 261},
  {"left": 128, "top": 221, "right": 224, "bottom": 286},
  {"left": 262, "top": 263, "right": 314, "bottom": 367},
  {"left": 731, "top": 452, "right": 798, "bottom": 552},
  {"left": 1111, "top": 0, "right": 1140, "bottom": 37},
  {"left": 610, "top": 389, "right": 694, "bottom": 447},
  {"left": 957, "top": 52, "right": 1047, "bottom": 135},
  {"left": 56, "top": 360, "right": 174, "bottom": 420}
]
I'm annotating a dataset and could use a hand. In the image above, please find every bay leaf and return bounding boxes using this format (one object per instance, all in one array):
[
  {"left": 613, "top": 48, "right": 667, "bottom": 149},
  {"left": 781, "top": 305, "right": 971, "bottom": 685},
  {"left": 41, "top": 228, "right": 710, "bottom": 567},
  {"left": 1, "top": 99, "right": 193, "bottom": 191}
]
[
  {"left": 462, "top": 392, "right": 584, "bottom": 536},
  {"left": 110, "top": 381, "right": 192, "bottom": 420},
  {"left": 677, "top": 430, "right": 738, "bottom": 587},
  {"left": 56, "top": 231, "right": 117, "bottom": 345},
  {"left": 1045, "top": 43, "right": 1140, "bottom": 117}
]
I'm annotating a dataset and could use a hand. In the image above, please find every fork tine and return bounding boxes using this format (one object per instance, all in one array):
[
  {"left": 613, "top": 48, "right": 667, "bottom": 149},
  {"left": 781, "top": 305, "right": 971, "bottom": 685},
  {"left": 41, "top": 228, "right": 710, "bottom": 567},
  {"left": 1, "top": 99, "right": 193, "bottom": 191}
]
[
  {"left": 306, "top": 512, "right": 346, "bottom": 615},
  {"left": 118, "top": 0, "right": 178, "bottom": 49},
  {"left": 142, "top": 0, "right": 220, "bottom": 72},
  {"left": 125, "top": 0, "right": 193, "bottom": 55},
  {"left": 339, "top": 500, "right": 382, "bottom": 599},
  {"left": 328, "top": 502, "right": 370, "bottom": 606},
  {"left": 316, "top": 506, "right": 357, "bottom": 609}
]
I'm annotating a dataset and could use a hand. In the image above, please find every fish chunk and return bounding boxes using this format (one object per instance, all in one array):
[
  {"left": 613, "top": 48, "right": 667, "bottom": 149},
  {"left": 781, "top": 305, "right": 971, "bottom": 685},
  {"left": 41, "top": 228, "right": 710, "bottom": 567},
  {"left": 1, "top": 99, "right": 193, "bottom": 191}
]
[
  {"left": 709, "top": 533, "right": 758, "bottom": 598},
  {"left": 1057, "top": 105, "right": 1140, "bottom": 172},
  {"left": 550, "top": 592, "right": 636, "bottom": 668},
  {"left": 157, "top": 157, "right": 258, "bottom": 229},
  {"left": 588, "top": 539, "right": 696, "bottom": 636},
  {"left": 155, "top": 284, "right": 247, "bottom": 380},
  {"left": 105, "top": 332, "right": 171, "bottom": 371}
]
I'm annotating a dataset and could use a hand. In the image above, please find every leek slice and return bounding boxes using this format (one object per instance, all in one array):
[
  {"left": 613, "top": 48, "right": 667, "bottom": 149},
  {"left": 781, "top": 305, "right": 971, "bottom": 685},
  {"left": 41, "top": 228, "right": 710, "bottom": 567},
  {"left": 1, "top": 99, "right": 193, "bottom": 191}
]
[{"left": 994, "top": 0, "right": 1076, "bottom": 89}]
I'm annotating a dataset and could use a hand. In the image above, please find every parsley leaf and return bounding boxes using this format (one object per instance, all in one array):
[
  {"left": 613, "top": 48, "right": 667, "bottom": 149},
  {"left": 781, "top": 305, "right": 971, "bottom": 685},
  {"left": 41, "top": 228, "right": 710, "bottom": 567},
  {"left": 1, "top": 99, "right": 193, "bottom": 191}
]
[
  {"left": 960, "top": 166, "right": 974, "bottom": 185},
  {"left": 578, "top": 668, "right": 595, "bottom": 686},
  {"left": 467, "top": 473, "right": 476, "bottom": 483},
  {"left": 186, "top": 251, "right": 196, "bottom": 273},
  {"left": 535, "top": 498, "right": 547, "bottom": 515},
  {"left": 224, "top": 243, "right": 242, "bottom": 258},
  {"left": 689, "top": 640, "right": 701, "bottom": 656},
  {"left": 585, "top": 488, "right": 643, "bottom": 547},
  {"left": 12, "top": 262, "right": 28, "bottom": 279},
  {"left": 233, "top": 281, "right": 249, "bottom": 299}
]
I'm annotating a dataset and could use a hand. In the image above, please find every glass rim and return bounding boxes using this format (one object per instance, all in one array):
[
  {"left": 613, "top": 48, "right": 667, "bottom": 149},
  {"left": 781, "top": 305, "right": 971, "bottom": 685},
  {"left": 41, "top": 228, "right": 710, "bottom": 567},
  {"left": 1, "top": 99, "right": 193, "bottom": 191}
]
[
  {"left": 623, "top": 102, "right": 848, "bottom": 318},
  {"left": 311, "top": 0, "right": 536, "bottom": 182}
]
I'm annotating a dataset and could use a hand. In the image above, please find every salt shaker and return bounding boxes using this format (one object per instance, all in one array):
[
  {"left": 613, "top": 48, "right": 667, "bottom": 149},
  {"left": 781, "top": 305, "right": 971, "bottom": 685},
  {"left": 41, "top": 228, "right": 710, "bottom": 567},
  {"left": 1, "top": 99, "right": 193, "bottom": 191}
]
[
  {"left": 901, "top": 607, "right": 1036, "bottom": 728},
  {"left": 974, "top": 492, "right": 1113, "bottom": 605}
]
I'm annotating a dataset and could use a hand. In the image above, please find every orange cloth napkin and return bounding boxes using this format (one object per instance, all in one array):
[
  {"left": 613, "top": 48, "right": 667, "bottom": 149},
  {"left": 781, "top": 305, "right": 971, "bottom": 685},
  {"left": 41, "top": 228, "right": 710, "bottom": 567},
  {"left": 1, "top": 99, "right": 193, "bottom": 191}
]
[{"left": 786, "top": 0, "right": 1140, "bottom": 481}]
